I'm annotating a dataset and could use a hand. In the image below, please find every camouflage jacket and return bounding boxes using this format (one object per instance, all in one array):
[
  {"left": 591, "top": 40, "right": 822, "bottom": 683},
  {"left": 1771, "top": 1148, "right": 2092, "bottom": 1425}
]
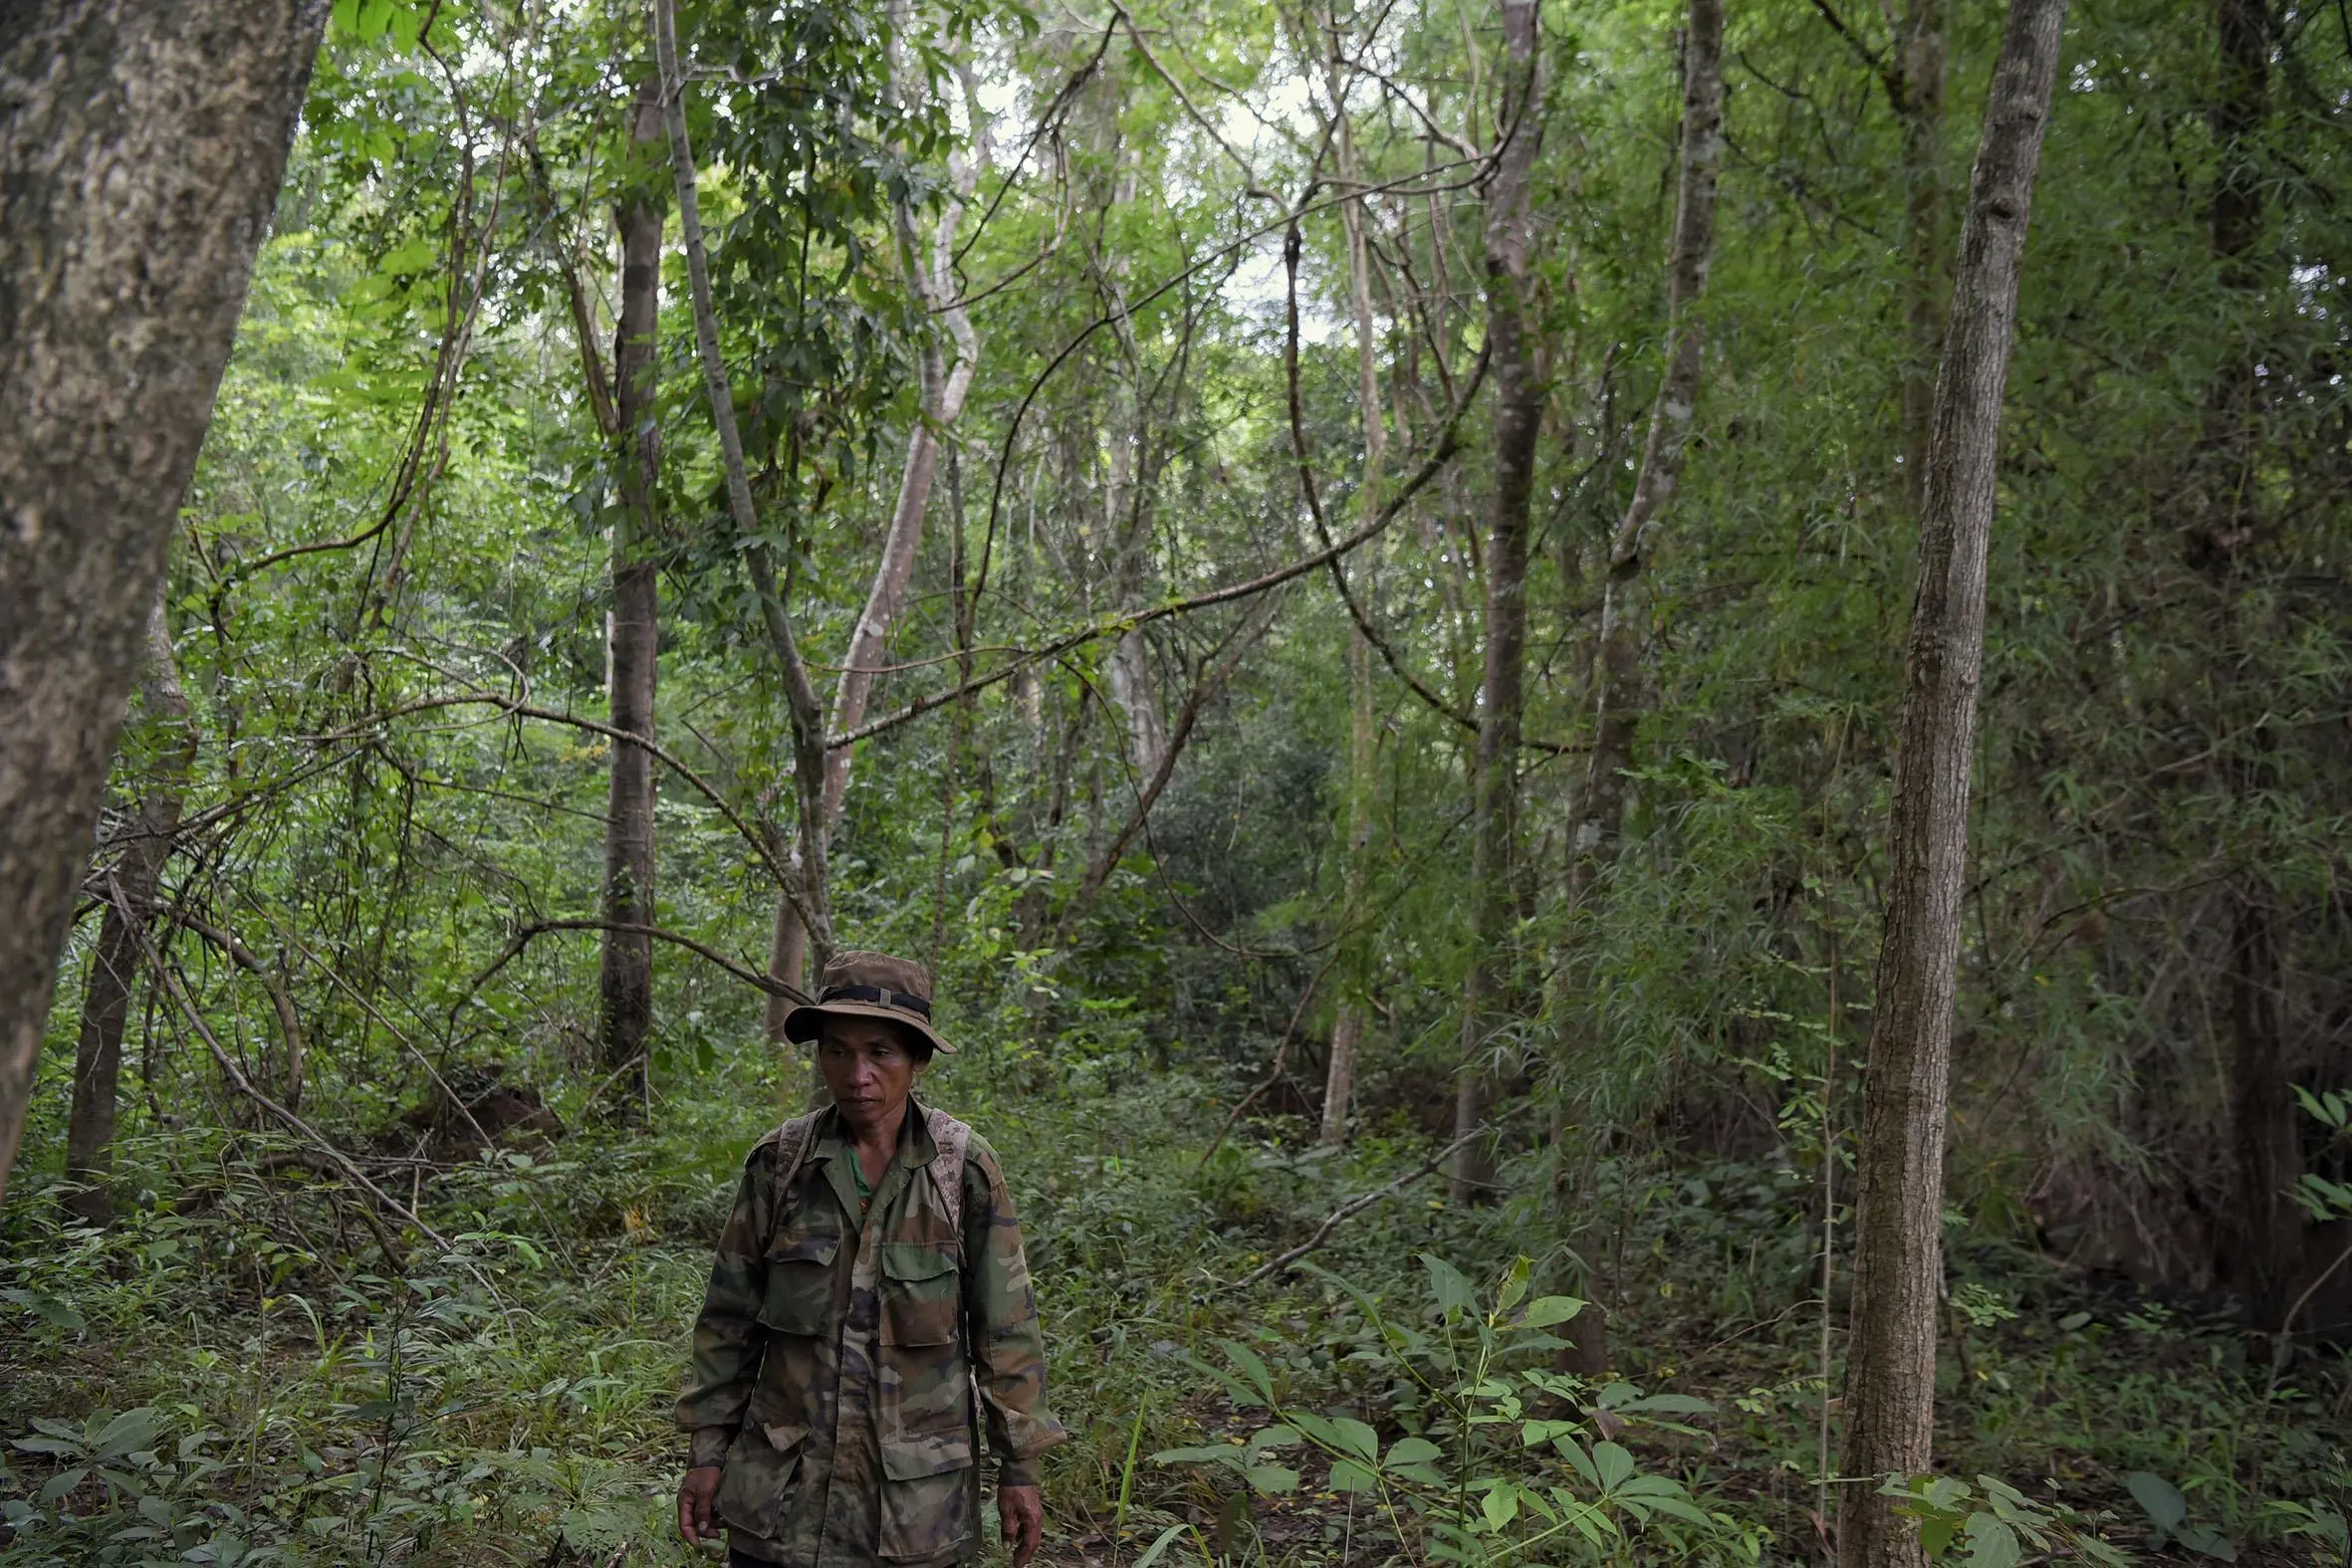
[{"left": 676, "top": 1098, "right": 1065, "bottom": 1567}]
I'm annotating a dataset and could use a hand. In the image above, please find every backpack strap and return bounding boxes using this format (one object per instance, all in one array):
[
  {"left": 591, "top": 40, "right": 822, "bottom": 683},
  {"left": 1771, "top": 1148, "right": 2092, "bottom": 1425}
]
[
  {"left": 926, "top": 1106, "right": 972, "bottom": 1254},
  {"left": 765, "top": 1109, "right": 823, "bottom": 1230}
]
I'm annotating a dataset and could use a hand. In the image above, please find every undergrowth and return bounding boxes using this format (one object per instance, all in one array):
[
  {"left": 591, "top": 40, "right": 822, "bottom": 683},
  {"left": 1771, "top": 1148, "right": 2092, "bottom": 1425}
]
[{"left": 2, "top": 1044, "right": 2346, "bottom": 1566}]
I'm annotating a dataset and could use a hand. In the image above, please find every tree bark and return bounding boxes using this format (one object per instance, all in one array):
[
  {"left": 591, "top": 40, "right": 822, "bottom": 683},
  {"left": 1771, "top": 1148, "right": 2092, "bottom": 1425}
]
[
  {"left": 0, "top": 0, "right": 326, "bottom": 1212},
  {"left": 1896, "top": 0, "right": 1948, "bottom": 519},
  {"left": 63, "top": 593, "right": 196, "bottom": 1226},
  {"left": 1453, "top": 0, "right": 1545, "bottom": 1200},
  {"left": 598, "top": 75, "right": 664, "bottom": 1109},
  {"left": 1565, "top": 0, "right": 1725, "bottom": 910},
  {"left": 1323, "top": 33, "right": 1387, "bottom": 1147},
  {"left": 1837, "top": 3, "right": 2065, "bottom": 1563},
  {"left": 2227, "top": 890, "right": 2295, "bottom": 1332}
]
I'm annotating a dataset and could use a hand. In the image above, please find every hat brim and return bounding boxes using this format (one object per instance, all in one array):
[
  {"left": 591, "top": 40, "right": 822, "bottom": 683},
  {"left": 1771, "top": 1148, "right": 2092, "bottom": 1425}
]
[{"left": 782, "top": 998, "right": 956, "bottom": 1055}]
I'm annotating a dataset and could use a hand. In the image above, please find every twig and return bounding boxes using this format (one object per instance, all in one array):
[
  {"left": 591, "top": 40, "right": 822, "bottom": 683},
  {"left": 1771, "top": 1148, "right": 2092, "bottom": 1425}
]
[
  {"left": 1223, "top": 1131, "right": 1483, "bottom": 1291},
  {"left": 451, "top": 917, "right": 812, "bottom": 1022},
  {"left": 139, "top": 930, "right": 451, "bottom": 1256},
  {"left": 1193, "top": 951, "right": 1342, "bottom": 1173}
]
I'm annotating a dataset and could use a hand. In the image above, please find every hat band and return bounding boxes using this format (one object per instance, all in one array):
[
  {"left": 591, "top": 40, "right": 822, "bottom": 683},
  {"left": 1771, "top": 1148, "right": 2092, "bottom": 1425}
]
[{"left": 820, "top": 983, "right": 932, "bottom": 1019}]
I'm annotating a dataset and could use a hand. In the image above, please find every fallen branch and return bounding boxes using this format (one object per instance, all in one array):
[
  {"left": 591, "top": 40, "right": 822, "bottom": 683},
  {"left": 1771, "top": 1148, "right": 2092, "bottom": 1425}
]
[{"left": 1221, "top": 1130, "right": 1483, "bottom": 1292}]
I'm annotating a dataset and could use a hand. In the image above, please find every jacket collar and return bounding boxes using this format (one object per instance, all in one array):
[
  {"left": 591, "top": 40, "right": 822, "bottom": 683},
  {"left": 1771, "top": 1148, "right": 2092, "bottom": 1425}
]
[{"left": 813, "top": 1094, "right": 937, "bottom": 1167}]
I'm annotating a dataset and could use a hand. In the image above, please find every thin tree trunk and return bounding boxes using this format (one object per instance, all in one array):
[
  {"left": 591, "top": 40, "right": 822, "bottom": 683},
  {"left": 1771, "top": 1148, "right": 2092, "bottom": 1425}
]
[
  {"left": 1564, "top": 0, "right": 1725, "bottom": 909},
  {"left": 599, "top": 75, "right": 664, "bottom": 1109},
  {"left": 2227, "top": 889, "right": 2296, "bottom": 1332},
  {"left": 1896, "top": 0, "right": 1948, "bottom": 519},
  {"left": 1323, "top": 33, "right": 1387, "bottom": 1147},
  {"left": 765, "top": 43, "right": 983, "bottom": 1016},
  {"left": 1453, "top": 0, "right": 1545, "bottom": 1200},
  {"left": 0, "top": 0, "right": 326, "bottom": 1211},
  {"left": 652, "top": 0, "right": 836, "bottom": 1007},
  {"left": 64, "top": 594, "right": 196, "bottom": 1226},
  {"left": 1837, "top": 3, "right": 2065, "bottom": 1562}
]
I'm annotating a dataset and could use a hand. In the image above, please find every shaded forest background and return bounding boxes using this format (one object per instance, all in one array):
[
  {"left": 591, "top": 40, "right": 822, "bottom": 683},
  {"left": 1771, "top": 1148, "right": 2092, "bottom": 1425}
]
[{"left": 2, "top": 0, "right": 2349, "bottom": 1562}]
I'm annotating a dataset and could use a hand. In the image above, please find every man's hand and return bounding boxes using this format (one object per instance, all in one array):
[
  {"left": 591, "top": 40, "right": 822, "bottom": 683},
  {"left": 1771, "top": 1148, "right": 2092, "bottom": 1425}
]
[
  {"left": 678, "top": 1464, "right": 722, "bottom": 1547},
  {"left": 1000, "top": 1482, "right": 1044, "bottom": 1568}
]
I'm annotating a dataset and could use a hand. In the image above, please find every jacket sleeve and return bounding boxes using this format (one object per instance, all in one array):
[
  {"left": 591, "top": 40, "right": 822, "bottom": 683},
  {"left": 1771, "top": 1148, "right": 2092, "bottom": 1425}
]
[
  {"left": 962, "top": 1134, "right": 1067, "bottom": 1485},
  {"left": 677, "top": 1139, "right": 777, "bottom": 1467}
]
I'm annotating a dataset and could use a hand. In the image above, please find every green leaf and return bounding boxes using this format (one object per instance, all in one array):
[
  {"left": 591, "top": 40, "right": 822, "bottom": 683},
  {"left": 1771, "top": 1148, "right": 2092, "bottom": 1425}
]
[
  {"left": 1964, "top": 1515, "right": 2021, "bottom": 1568},
  {"left": 1592, "top": 1442, "right": 1635, "bottom": 1490},
  {"left": 1244, "top": 1463, "right": 1299, "bottom": 1494},
  {"left": 1218, "top": 1340, "right": 1276, "bottom": 1402},
  {"left": 1130, "top": 1522, "right": 1188, "bottom": 1568},
  {"left": 0, "top": 1289, "right": 87, "bottom": 1331},
  {"left": 1497, "top": 1256, "right": 1530, "bottom": 1311},
  {"left": 1559, "top": 1443, "right": 1599, "bottom": 1487},
  {"left": 1521, "top": 1420, "right": 1581, "bottom": 1448},
  {"left": 2179, "top": 1525, "right": 2237, "bottom": 1561},
  {"left": 1386, "top": 1437, "right": 1443, "bottom": 1465},
  {"left": 1328, "top": 1457, "right": 1380, "bottom": 1493},
  {"left": 2128, "top": 1471, "right": 2187, "bottom": 1533},
  {"left": 1617, "top": 1393, "right": 1712, "bottom": 1416},
  {"left": 1482, "top": 1483, "right": 1521, "bottom": 1530},
  {"left": 1150, "top": 1446, "right": 1242, "bottom": 1466},
  {"left": 1520, "top": 1295, "right": 1584, "bottom": 1329},
  {"left": 37, "top": 1466, "right": 87, "bottom": 1504},
  {"left": 1421, "top": 1254, "right": 1476, "bottom": 1317},
  {"left": 92, "top": 1409, "right": 169, "bottom": 1461},
  {"left": 1330, "top": 1418, "right": 1379, "bottom": 1462}
]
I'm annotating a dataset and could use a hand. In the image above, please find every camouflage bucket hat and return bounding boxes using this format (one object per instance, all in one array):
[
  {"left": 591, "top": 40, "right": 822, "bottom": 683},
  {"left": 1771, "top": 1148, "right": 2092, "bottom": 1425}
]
[{"left": 782, "top": 950, "right": 955, "bottom": 1055}]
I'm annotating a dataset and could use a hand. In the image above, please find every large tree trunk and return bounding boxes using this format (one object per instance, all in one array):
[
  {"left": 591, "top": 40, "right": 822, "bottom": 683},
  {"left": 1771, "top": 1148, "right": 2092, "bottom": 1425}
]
[
  {"left": 1564, "top": 0, "right": 1725, "bottom": 911},
  {"left": 1836, "top": 3, "right": 2065, "bottom": 1563},
  {"left": 63, "top": 593, "right": 196, "bottom": 1226},
  {"left": 0, "top": 0, "right": 326, "bottom": 1212},
  {"left": 2199, "top": 0, "right": 2295, "bottom": 1330},
  {"left": 1452, "top": 0, "right": 1545, "bottom": 1200},
  {"left": 598, "top": 77, "right": 664, "bottom": 1110}
]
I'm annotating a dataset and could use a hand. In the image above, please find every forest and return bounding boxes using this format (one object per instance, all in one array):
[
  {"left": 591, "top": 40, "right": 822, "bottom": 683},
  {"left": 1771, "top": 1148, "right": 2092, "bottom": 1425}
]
[{"left": 0, "top": 0, "right": 2347, "bottom": 1563}]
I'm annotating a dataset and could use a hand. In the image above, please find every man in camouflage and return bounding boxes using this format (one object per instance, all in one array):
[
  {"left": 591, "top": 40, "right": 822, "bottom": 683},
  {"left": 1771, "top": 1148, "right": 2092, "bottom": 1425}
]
[{"left": 676, "top": 952, "right": 1065, "bottom": 1567}]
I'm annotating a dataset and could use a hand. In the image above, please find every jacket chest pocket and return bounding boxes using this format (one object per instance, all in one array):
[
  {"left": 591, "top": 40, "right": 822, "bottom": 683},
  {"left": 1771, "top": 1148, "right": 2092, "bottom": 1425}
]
[
  {"left": 758, "top": 1231, "right": 839, "bottom": 1338},
  {"left": 878, "top": 1242, "right": 968, "bottom": 1440},
  {"left": 879, "top": 1242, "right": 960, "bottom": 1347}
]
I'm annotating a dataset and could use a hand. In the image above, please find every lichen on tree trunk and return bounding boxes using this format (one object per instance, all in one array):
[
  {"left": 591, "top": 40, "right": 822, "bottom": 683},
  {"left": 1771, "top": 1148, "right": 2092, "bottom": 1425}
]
[{"left": 0, "top": 0, "right": 328, "bottom": 1210}]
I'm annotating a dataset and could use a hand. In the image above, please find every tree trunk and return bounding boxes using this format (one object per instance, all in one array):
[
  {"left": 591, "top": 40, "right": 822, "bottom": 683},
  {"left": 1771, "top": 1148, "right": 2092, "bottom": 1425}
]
[
  {"left": 764, "top": 67, "right": 982, "bottom": 1023},
  {"left": 2227, "top": 889, "right": 2295, "bottom": 1332},
  {"left": 1564, "top": 0, "right": 1725, "bottom": 909},
  {"left": 0, "top": 0, "right": 326, "bottom": 1211},
  {"left": 1897, "top": 0, "right": 1948, "bottom": 519},
  {"left": 64, "top": 593, "right": 196, "bottom": 1226},
  {"left": 1323, "top": 38, "right": 1387, "bottom": 1148},
  {"left": 598, "top": 75, "right": 664, "bottom": 1109},
  {"left": 1837, "top": 3, "right": 2065, "bottom": 1563},
  {"left": 652, "top": 0, "right": 836, "bottom": 1011},
  {"left": 1452, "top": 0, "right": 1545, "bottom": 1200}
]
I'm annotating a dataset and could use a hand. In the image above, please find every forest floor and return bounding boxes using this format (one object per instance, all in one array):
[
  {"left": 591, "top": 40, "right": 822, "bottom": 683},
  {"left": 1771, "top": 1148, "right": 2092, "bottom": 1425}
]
[{"left": 1, "top": 1046, "right": 2343, "bottom": 1567}]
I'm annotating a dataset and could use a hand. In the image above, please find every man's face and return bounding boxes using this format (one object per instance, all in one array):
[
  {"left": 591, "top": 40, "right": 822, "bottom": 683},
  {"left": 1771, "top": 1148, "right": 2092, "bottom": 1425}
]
[{"left": 818, "top": 1015, "right": 923, "bottom": 1136}]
